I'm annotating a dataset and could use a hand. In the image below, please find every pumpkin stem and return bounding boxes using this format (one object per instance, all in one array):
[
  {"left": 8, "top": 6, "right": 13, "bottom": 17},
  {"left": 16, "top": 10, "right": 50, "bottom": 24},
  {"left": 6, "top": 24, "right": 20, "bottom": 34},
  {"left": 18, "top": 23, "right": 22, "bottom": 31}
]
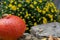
[
  {"left": 0, "top": 13, "right": 10, "bottom": 19},
  {"left": 1, "top": 14, "right": 12, "bottom": 19},
  {"left": 2, "top": 14, "right": 9, "bottom": 18}
]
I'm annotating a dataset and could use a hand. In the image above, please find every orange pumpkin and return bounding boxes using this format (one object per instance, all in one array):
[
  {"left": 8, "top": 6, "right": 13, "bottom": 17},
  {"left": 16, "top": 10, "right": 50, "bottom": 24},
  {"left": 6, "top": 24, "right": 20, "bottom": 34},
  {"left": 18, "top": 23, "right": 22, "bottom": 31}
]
[{"left": 0, "top": 15, "right": 26, "bottom": 40}]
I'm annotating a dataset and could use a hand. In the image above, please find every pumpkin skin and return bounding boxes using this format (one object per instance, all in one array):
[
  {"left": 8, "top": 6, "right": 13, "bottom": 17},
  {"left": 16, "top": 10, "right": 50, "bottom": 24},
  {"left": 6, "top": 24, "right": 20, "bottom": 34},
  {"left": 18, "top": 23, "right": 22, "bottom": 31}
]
[{"left": 0, "top": 15, "right": 26, "bottom": 40}]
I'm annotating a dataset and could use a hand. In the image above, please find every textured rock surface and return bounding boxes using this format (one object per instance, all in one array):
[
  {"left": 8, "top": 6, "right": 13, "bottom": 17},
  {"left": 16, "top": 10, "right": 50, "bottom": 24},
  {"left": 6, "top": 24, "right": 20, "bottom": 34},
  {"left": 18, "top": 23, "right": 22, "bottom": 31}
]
[
  {"left": 19, "top": 22, "right": 60, "bottom": 40},
  {"left": 18, "top": 33, "right": 39, "bottom": 40},
  {"left": 30, "top": 22, "right": 60, "bottom": 38},
  {"left": 18, "top": 33, "right": 47, "bottom": 40}
]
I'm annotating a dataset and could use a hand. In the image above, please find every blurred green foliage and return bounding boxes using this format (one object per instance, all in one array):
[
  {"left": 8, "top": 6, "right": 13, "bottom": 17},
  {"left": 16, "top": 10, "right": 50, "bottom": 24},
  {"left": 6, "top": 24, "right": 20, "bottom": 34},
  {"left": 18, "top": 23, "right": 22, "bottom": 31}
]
[{"left": 1, "top": 0, "right": 59, "bottom": 33}]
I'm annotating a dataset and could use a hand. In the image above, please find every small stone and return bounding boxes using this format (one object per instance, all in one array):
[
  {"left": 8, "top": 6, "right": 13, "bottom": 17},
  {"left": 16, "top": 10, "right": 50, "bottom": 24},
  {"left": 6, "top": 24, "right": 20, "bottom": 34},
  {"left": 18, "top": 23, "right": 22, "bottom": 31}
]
[
  {"left": 39, "top": 28, "right": 44, "bottom": 32},
  {"left": 25, "top": 34, "right": 32, "bottom": 40},
  {"left": 31, "top": 36, "right": 39, "bottom": 40}
]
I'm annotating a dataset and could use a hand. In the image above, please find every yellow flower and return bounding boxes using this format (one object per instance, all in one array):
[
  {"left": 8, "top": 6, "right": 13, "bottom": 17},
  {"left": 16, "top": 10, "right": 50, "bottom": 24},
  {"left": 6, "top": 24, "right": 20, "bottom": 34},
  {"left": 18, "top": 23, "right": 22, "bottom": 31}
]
[
  {"left": 34, "top": 22, "right": 37, "bottom": 26},
  {"left": 39, "top": 0, "right": 42, "bottom": 3},
  {"left": 51, "top": 18, "right": 53, "bottom": 21},
  {"left": 27, "top": 17, "right": 30, "bottom": 19},
  {"left": 18, "top": 14, "right": 20, "bottom": 16},
  {"left": 10, "top": 0, "right": 14, "bottom": 3},
  {"left": 20, "top": 12, "right": 22, "bottom": 14},
  {"left": 47, "top": 14, "right": 53, "bottom": 21},
  {"left": 8, "top": 4, "right": 12, "bottom": 7},
  {"left": 55, "top": 9, "right": 57, "bottom": 12},
  {"left": 44, "top": 7, "right": 49, "bottom": 12},
  {"left": 36, "top": 6, "right": 41, "bottom": 12},
  {"left": 25, "top": 11, "right": 29, "bottom": 18},
  {"left": 26, "top": 0, "right": 31, "bottom": 3},
  {"left": 30, "top": 4, "right": 34, "bottom": 8},
  {"left": 37, "top": 6, "right": 39, "bottom": 8},
  {"left": 43, "top": 7, "right": 46, "bottom": 10},
  {"left": 54, "top": 6, "right": 56, "bottom": 9},
  {"left": 39, "top": 18, "right": 41, "bottom": 21},
  {"left": 38, "top": 9, "right": 41, "bottom": 13},
  {"left": 45, "top": 5, "right": 49, "bottom": 8},
  {"left": 29, "top": 14, "right": 31, "bottom": 16},
  {"left": 51, "top": 2, "right": 55, "bottom": 6},
  {"left": 26, "top": 27, "right": 29, "bottom": 30},
  {"left": 14, "top": 1, "right": 17, "bottom": 4},
  {"left": 47, "top": 14, "right": 53, "bottom": 18},
  {"left": 46, "top": 8, "right": 49, "bottom": 11},
  {"left": 31, "top": 16, "right": 34, "bottom": 18},
  {"left": 17, "top": 7, "right": 19, "bottom": 10},
  {"left": 11, "top": 5, "right": 17, "bottom": 11},
  {"left": 23, "top": 19, "right": 26, "bottom": 23},
  {"left": 26, "top": 11, "right": 29, "bottom": 16},
  {"left": 46, "top": 3, "right": 50, "bottom": 7},
  {"left": 55, "top": 14, "right": 57, "bottom": 16},
  {"left": 4, "top": 1, "right": 6, "bottom": 4},
  {"left": 42, "top": 10, "right": 46, "bottom": 14},
  {"left": 18, "top": 4, "right": 22, "bottom": 7},
  {"left": 33, "top": 1, "right": 37, "bottom": 5},
  {"left": 51, "top": 9, "right": 54, "bottom": 13},
  {"left": 55, "top": 9, "right": 58, "bottom": 12},
  {"left": 45, "top": 8, "right": 49, "bottom": 12},
  {"left": 43, "top": 17, "right": 47, "bottom": 24},
  {"left": 48, "top": 3, "right": 52, "bottom": 7}
]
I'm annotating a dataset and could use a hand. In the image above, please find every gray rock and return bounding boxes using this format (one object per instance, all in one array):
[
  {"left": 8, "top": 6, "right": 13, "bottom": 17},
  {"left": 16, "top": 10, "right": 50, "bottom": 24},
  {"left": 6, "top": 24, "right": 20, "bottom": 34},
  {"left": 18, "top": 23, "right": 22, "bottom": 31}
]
[
  {"left": 30, "top": 22, "right": 60, "bottom": 38},
  {"left": 31, "top": 37, "right": 39, "bottom": 40},
  {"left": 19, "top": 22, "right": 60, "bottom": 40},
  {"left": 19, "top": 33, "right": 41, "bottom": 40}
]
